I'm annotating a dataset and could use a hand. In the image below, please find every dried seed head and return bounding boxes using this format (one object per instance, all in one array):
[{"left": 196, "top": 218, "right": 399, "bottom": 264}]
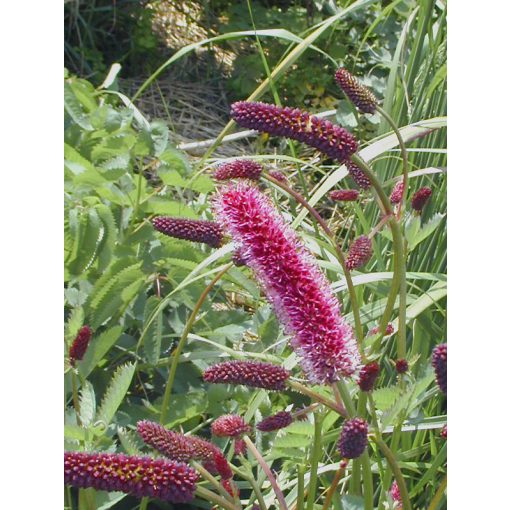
[
  {"left": 257, "top": 411, "right": 294, "bottom": 432},
  {"left": 358, "top": 362, "right": 380, "bottom": 392},
  {"left": 231, "top": 101, "right": 358, "bottom": 164},
  {"left": 337, "top": 418, "right": 368, "bottom": 459},
  {"left": 390, "top": 181, "right": 405, "bottom": 204},
  {"left": 346, "top": 160, "right": 371, "bottom": 189},
  {"left": 203, "top": 360, "right": 290, "bottom": 391},
  {"left": 411, "top": 187, "right": 432, "bottom": 212},
  {"left": 214, "top": 159, "right": 263, "bottom": 181},
  {"left": 152, "top": 217, "right": 223, "bottom": 248},
  {"left": 69, "top": 325, "right": 92, "bottom": 366},
  {"left": 334, "top": 68, "right": 378, "bottom": 114},
  {"left": 432, "top": 343, "right": 447, "bottom": 394},
  {"left": 137, "top": 420, "right": 220, "bottom": 462},
  {"left": 346, "top": 236, "right": 373, "bottom": 270},
  {"left": 211, "top": 415, "right": 251, "bottom": 438},
  {"left": 64, "top": 451, "right": 198, "bottom": 503},
  {"left": 395, "top": 359, "right": 409, "bottom": 374},
  {"left": 330, "top": 189, "right": 360, "bottom": 202}
]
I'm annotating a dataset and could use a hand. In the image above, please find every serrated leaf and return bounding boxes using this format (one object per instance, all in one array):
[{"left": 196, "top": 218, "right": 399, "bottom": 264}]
[
  {"left": 79, "top": 380, "right": 96, "bottom": 427},
  {"left": 404, "top": 215, "right": 421, "bottom": 248},
  {"left": 143, "top": 296, "right": 163, "bottom": 364},
  {"left": 372, "top": 386, "right": 401, "bottom": 411},
  {"left": 407, "top": 213, "right": 446, "bottom": 251},
  {"left": 79, "top": 326, "right": 123, "bottom": 378},
  {"left": 64, "top": 424, "right": 86, "bottom": 441},
  {"left": 96, "top": 362, "right": 136, "bottom": 428},
  {"left": 95, "top": 204, "right": 117, "bottom": 270},
  {"left": 64, "top": 82, "right": 93, "bottom": 130},
  {"left": 65, "top": 307, "right": 84, "bottom": 345},
  {"left": 118, "top": 427, "right": 143, "bottom": 455},
  {"left": 150, "top": 121, "right": 169, "bottom": 156},
  {"left": 273, "top": 433, "right": 310, "bottom": 449},
  {"left": 140, "top": 198, "right": 197, "bottom": 218}
]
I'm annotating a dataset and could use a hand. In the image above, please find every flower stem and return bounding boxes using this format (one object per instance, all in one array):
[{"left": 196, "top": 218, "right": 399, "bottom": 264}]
[
  {"left": 296, "top": 464, "right": 306, "bottom": 510},
  {"left": 427, "top": 475, "right": 447, "bottom": 510},
  {"left": 71, "top": 370, "right": 82, "bottom": 427},
  {"left": 159, "top": 263, "right": 233, "bottom": 424},
  {"left": 321, "top": 464, "right": 345, "bottom": 510},
  {"left": 192, "top": 461, "right": 235, "bottom": 502},
  {"left": 288, "top": 380, "right": 347, "bottom": 417},
  {"left": 233, "top": 460, "right": 268, "bottom": 510},
  {"left": 243, "top": 435, "right": 289, "bottom": 510},
  {"left": 264, "top": 173, "right": 364, "bottom": 347},
  {"left": 371, "top": 436, "right": 412, "bottom": 510},
  {"left": 195, "top": 486, "right": 239, "bottom": 510},
  {"left": 306, "top": 413, "right": 323, "bottom": 510}
]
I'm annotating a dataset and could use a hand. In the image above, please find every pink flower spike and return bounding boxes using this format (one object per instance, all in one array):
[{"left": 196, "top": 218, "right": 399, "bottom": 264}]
[
  {"left": 152, "top": 217, "right": 223, "bottom": 248},
  {"left": 346, "top": 236, "right": 373, "bottom": 270},
  {"left": 346, "top": 160, "right": 371, "bottom": 189},
  {"left": 390, "top": 480, "right": 403, "bottom": 509},
  {"left": 330, "top": 189, "right": 360, "bottom": 202},
  {"left": 411, "top": 187, "right": 432, "bottom": 212},
  {"left": 257, "top": 411, "right": 294, "bottom": 432},
  {"left": 214, "top": 159, "right": 263, "bottom": 181},
  {"left": 432, "top": 343, "right": 447, "bottom": 394},
  {"left": 390, "top": 181, "right": 405, "bottom": 204},
  {"left": 213, "top": 182, "right": 361, "bottom": 383},
  {"left": 69, "top": 325, "right": 92, "bottom": 366},
  {"left": 334, "top": 68, "right": 378, "bottom": 114},
  {"left": 211, "top": 414, "right": 251, "bottom": 438}
]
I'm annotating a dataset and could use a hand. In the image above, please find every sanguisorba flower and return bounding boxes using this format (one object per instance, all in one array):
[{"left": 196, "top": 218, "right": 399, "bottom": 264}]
[
  {"left": 213, "top": 451, "right": 233, "bottom": 480},
  {"left": 257, "top": 411, "right": 293, "bottom": 432},
  {"left": 334, "top": 68, "right": 378, "bottom": 114},
  {"left": 395, "top": 358, "right": 409, "bottom": 374},
  {"left": 203, "top": 360, "right": 290, "bottom": 391},
  {"left": 329, "top": 189, "right": 360, "bottom": 202},
  {"left": 338, "top": 418, "right": 368, "bottom": 459},
  {"left": 346, "top": 160, "right": 371, "bottom": 189},
  {"left": 137, "top": 420, "right": 220, "bottom": 462},
  {"left": 232, "top": 247, "right": 248, "bottom": 266},
  {"left": 268, "top": 169, "right": 288, "bottom": 183},
  {"left": 213, "top": 182, "right": 361, "bottom": 383},
  {"left": 152, "top": 217, "right": 223, "bottom": 248},
  {"left": 345, "top": 236, "right": 373, "bottom": 270},
  {"left": 432, "top": 343, "right": 447, "bottom": 394},
  {"left": 211, "top": 414, "right": 251, "bottom": 438},
  {"left": 214, "top": 159, "right": 263, "bottom": 181},
  {"left": 390, "top": 181, "right": 405, "bottom": 204},
  {"left": 69, "top": 325, "right": 92, "bottom": 366},
  {"left": 358, "top": 362, "right": 380, "bottom": 392},
  {"left": 390, "top": 480, "right": 403, "bottom": 509},
  {"left": 230, "top": 101, "right": 358, "bottom": 164},
  {"left": 411, "top": 187, "right": 432, "bottom": 212},
  {"left": 64, "top": 451, "right": 198, "bottom": 503}
]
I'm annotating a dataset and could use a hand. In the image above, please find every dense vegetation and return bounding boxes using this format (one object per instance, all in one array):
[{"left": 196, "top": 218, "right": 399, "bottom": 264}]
[{"left": 64, "top": 1, "right": 446, "bottom": 509}]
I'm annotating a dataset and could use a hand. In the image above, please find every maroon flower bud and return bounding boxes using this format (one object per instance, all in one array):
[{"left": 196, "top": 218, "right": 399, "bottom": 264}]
[
  {"left": 390, "top": 181, "right": 405, "bottom": 204},
  {"left": 369, "top": 323, "right": 394, "bottom": 336},
  {"left": 232, "top": 248, "right": 248, "bottom": 267},
  {"left": 234, "top": 438, "right": 247, "bottom": 456},
  {"left": 334, "top": 68, "right": 378, "bottom": 114},
  {"left": 395, "top": 359, "right": 409, "bottom": 374},
  {"left": 137, "top": 420, "right": 220, "bottom": 462},
  {"left": 337, "top": 418, "right": 368, "bottom": 459},
  {"left": 440, "top": 424, "right": 447, "bottom": 439},
  {"left": 212, "top": 415, "right": 251, "bottom": 438},
  {"left": 390, "top": 480, "right": 402, "bottom": 509},
  {"left": 64, "top": 451, "right": 198, "bottom": 503},
  {"left": 69, "top": 325, "right": 92, "bottom": 366},
  {"left": 231, "top": 101, "right": 358, "bottom": 164},
  {"left": 346, "top": 160, "right": 371, "bottom": 189},
  {"left": 330, "top": 189, "right": 360, "bottom": 202},
  {"left": 358, "top": 362, "right": 380, "bottom": 392},
  {"left": 213, "top": 451, "right": 233, "bottom": 480},
  {"left": 268, "top": 170, "right": 288, "bottom": 183},
  {"left": 152, "top": 217, "right": 223, "bottom": 248},
  {"left": 432, "top": 343, "right": 447, "bottom": 394},
  {"left": 411, "top": 187, "right": 432, "bottom": 212},
  {"left": 214, "top": 159, "right": 263, "bottom": 181},
  {"left": 346, "top": 236, "right": 373, "bottom": 270},
  {"left": 203, "top": 360, "right": 290, "bottom": 391},
  {"left": 257, "top": 411, "right": 293, "bottom": 432}
]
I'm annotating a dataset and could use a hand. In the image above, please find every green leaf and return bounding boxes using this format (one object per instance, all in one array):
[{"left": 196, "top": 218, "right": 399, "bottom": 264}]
[
  {"left": 341, "top": 495, "right": 367, "bottom": 510},
  {"left": 79, "top": 326, "right": 123, "bottom": 378},
  {"left": 140, "top": 198, "right": 197, "bottom": 218},
  {"left": 273, "top": 433, "right": 310, "bottom": 449},
  {"left": 79, "top": 380, "right": 96, "bottom": 427},
  {"left": 65, "top": 307, "right": 84, "bottom": 345},
  {"left": 143, "top": 296, "right": 163, "bottom": 365},
  {"left": 407, "top": 213, "right": 446, "bottom": 251},
  {"left": 372, "top": 386, "right": 400, "bottom": 411},
  {"left": 96, "top": 362, "right": 136, "bottom": 428},
  {"left": 64, "top": 424, "right": 86, "bottom": 441},
  {"left": 95, "top": 204, "right": 117, "bottom": 270},
  {"left": 404, "top": 215, "right": 421, "bottom": 249},
  {"left": 117, "top": 427, "right": 143, "bottom": 455},
  {"left": 64, "top": 82, "right": 93, "bottom": 130}
]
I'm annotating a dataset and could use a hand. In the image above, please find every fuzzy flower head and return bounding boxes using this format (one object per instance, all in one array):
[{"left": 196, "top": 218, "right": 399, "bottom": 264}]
[
  {"left": 204, "top": 360, "right": 290, "bottom": 391},
  {"left": 257, "top": 411, "right": 294, "bottom": 432},
  {"left": 411, "top": 187, "right": 432, "bottom": 212},
  {"left": 330, "top": 189, "right": 360, "bottom": 202},
  {"left": 390, "top": 181, "right": 405, "bottom": 204},
  {"left": 334, "top": 68, "right": 378, "bottom": 114},
  {"left": 137, "top": 420, "right": 219, "bottom": 462},
  {"left": 211, "top": 414, "right": 251, "bottom": 438},
  {"left": 432, "top": 343, "right": 447, "bottom": 394},
  {"left": 346, "top": 236, "right": 373, "bottom": 270},
  {"left": 358, "top": 362, "right": 380, "bottom": 392},
  {"left": 152, "top": 217, "right": 223, "bottom": 248},
  {"left": 213, "top": 182, "right": 361, "bottom": 383},
  {"left": 69, "top": 325, "right": 92, "bottom": 366},
  {"left": 346, "top": 160, "right": 371, "bottom": 189},
  {"left": 214, "top": 159, "right": 263, "bottom": 181},
  {"left": 390, "top": 480, "right": 403, "bottom": 509},
  {"left": 64, "top": 451, "right": 198, "bottom": 503},
  {"left": 230, "top": 101, "right": 358, "bottom": 164},
  {"left": 395, "top": 359, "right": 409, "bottom": 374},
  {"left": 337, "top": 418, "right": 368, "bottom": 459}
]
